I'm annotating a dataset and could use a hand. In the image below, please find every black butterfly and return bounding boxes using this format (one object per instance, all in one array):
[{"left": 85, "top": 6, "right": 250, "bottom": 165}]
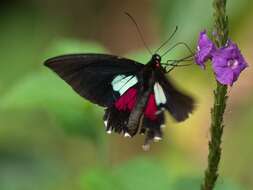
[{"left": 44, "top": 52, "right": 195, "bottom": 149}]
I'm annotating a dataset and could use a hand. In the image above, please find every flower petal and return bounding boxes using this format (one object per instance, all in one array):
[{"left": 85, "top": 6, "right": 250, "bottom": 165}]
[
  {"left": 211, "top": 40, "right": 248, "bottom": 85},
  {"left": 215, "top": 68, "right": 234, "bottom": 86},
  {"left": 195, "top": 31, "right": 215, "bottom": 68}
]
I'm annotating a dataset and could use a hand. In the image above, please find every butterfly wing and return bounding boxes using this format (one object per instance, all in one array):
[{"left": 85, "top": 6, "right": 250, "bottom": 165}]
[
  {"left": 138, "top": 70, "right": 195, "bottom": 148},
  {"left": 155, "top": 69, "right": 195, "bottom": 121},
  {"left": 44, "top": 53, "right": 143, "bottom": 107}
]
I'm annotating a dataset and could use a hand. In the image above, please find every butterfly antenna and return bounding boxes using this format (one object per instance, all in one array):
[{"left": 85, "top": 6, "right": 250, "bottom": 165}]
[
  {"left": 166, "top": 54, "right": 194, "bottom": 63},
  {"left": 161, "top": 41, "right": 194, "bottom": 58},
  {"left": 162, "top": 54, "right": 194, "bottom": 66},
  {"left": 163, "top": 54, "right": 194, "bottom": 73},
  {"left": 124, "top": 12, "right": 153, "bottom": 55},
  {"left": 154, "top": 26, "right": 178, "bottom": 54}
]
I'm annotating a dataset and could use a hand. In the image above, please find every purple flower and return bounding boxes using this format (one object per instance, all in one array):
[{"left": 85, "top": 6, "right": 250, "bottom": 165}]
[
  {"left": 211, "top": 41, "right": 248, "bottom": 86},
  {"left": 195, "top": 31, "right": 215, "bottom": 68}
]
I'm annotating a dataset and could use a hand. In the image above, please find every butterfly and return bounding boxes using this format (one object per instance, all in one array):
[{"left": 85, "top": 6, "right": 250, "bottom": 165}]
[{"left": 44, "top": 52, "right": 195, "bottom": 149}]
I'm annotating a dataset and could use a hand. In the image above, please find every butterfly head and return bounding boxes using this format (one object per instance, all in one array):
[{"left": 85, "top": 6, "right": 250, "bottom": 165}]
[{"left": 151, "top": 54, "right": 162, "bottom": 68}]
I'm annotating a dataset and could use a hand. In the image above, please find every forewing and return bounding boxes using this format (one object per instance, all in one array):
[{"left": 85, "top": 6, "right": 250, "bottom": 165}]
[
  {"left": 44, "top": 53, "right": 143, "bottom": 107},
  {"left": 155, "top": 70, "right": 195, "bottom": 121}
]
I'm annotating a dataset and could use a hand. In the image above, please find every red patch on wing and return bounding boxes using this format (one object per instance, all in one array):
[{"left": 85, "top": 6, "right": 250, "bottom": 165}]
[
  {"left": 115, "top": 88, "right": 137, "bottom": 111},
  {"left": 115, "top": 89, "right": 158, "bottom": 120},
  {"left": 144, "top": 93, "right": 158, "bottom": 120}
]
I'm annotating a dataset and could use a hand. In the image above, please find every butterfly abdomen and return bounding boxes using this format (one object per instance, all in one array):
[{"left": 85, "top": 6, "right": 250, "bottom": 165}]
[{"left": 127, "top": 85, "right": 153, "bottom": 136}]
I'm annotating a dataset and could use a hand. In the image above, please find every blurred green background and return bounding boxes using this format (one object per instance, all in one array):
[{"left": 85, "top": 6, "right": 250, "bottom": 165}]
[{"left": 0, "top": 0, "right": 252, "bottom": 190}]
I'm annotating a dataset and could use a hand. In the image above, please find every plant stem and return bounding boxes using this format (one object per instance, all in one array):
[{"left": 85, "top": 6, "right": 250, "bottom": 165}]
[{"left": 201, "top": 0, "right": 229, "bottom": 190}]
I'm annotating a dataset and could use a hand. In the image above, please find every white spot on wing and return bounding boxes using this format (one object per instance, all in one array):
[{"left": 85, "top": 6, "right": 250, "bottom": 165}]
[
  {"left": 124, "top": 132, "right": 131, "bottom": 138},
  {"left": 106, "top": 129, "right": 112, "bottom": 134},
  {"left": 111, "top": 75, "right": 138, "bottom": 95},
  {"left": 154, "top": 82, "right": 166, "bottom": 105},
  {"left": 104, "top": 120, "right": 108, "bottom": 127},
  {"left": 154, "top": 136, "right": 162, "bottom": 142}
]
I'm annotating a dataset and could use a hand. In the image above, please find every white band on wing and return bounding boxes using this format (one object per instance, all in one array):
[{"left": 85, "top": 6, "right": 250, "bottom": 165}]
[
  {"left": 111, "top": 75, "right": 138, "bottom": 95},
  {"left": 154, "top": 82, "right": 166, "bottom": 105}
]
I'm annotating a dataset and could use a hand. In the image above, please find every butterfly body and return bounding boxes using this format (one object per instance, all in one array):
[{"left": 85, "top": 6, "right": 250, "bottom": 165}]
[{"left": 45, "top": 53, "right": 194, "bottom": 147}]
